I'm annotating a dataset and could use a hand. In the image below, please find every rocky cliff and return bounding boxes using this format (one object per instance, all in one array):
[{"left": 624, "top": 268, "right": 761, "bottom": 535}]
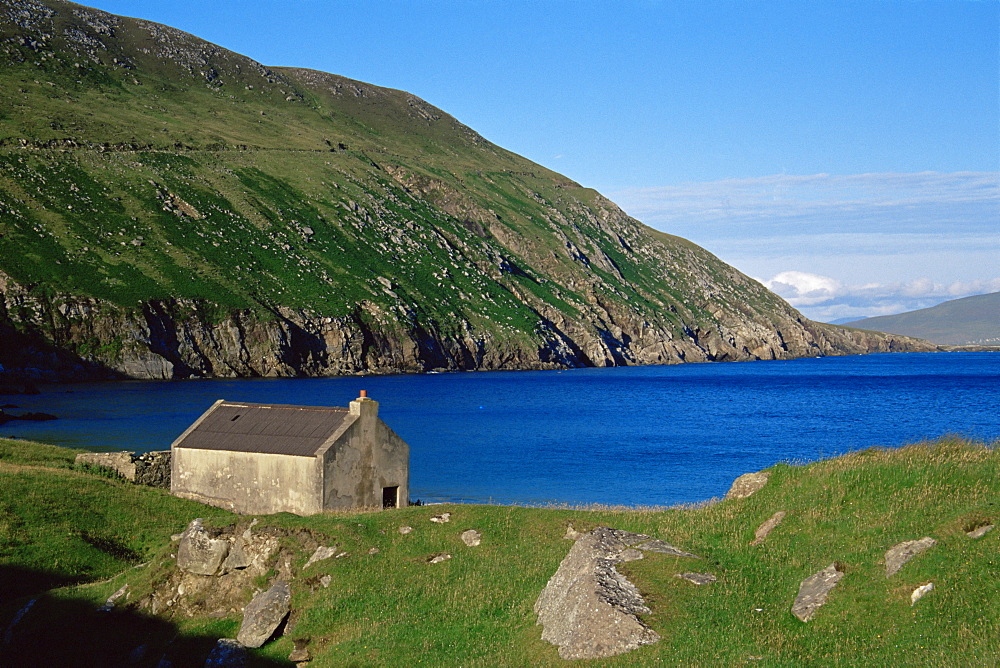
[{"left": 0, "top": 0, "right": 936, "bottom": 381}]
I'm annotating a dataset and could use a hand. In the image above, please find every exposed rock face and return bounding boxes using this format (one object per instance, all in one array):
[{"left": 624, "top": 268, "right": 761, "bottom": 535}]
[
  {"left": 535, "top": 527, "right": 697, "bottom": 660},
  {"left": 885, "top": 537, "right": 937, "bottom": 577},
  {"left": 726, "top": 471, "right": 771, "bottom": 500},
  {"left": 177, "top": 518, "right": 231, "bottom": 576},
  {"left": 142, "top": 520, "right": 295, "bottom": 619},
  {"left": 236, "top": 580, "right": 292, "bottom": 648},
  {"left": 0, "top": 269, "right": 937, "bottom": 381},
  {"left": 791, "top": 563, "right": 844, "bottom": 622}
]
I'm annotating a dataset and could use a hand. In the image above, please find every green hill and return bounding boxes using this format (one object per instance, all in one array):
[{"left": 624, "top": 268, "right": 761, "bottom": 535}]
[
  {"left": 849, "top": 292, "right": 1000, "bottom": 346},
  {"left": 2, "top": 436, "right": 998, "bottom": 664},
  {"left": 0, "top": 0, "right": 933, "bottom": 381}
]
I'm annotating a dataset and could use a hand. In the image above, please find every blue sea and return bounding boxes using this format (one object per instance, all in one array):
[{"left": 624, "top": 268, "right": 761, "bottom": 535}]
[{"left": 6, "top": 352, "right": 998, "bottom": 507}]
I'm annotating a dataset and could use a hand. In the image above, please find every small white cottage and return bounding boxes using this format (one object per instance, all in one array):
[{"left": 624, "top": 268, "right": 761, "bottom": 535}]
[{"left": 170, "top": 391, "right": 409, "bottom": 515}]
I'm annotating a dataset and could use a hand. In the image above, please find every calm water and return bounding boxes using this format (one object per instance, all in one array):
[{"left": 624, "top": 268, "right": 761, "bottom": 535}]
[{"left": 6, "top": 352, "right": 999, "bottom": 506}]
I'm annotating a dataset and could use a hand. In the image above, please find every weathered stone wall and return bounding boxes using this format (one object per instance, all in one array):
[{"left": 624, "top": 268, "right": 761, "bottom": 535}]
[
  {"left": 75, "top": 450, "right": 171, "bottom": 488},
  {"left": 170, "top": 449, "right": 322, "bottom": 515},
  {"left": 319, "top": 397, "right": 409, "bottom": 510}
]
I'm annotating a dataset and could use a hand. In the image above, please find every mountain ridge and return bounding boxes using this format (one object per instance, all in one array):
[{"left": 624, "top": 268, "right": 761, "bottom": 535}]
[
  {"left": 848, "top": 292, "right": 1000, "bottom": 346},
  {"left": 0, "top": 0, "right": 936, "bottom": 381}
]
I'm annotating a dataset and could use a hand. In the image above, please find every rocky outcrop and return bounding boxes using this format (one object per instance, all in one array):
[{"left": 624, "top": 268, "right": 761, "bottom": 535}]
[
  {"left": 177, "top": 518, "right": 231, "bottom": 577},
  {"left": 535, "top": 527, "right": 699, "bottom": 660},
  {"left": 0, "top": 271, "right": 937, "bottom": 381},
  {"left": 141, "top": 519, "right": 301, "bottom": 619}
]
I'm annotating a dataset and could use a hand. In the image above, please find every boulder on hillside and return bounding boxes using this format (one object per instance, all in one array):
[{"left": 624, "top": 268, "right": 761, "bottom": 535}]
[
  {"left": 726, "top": 471, "right": 770, "bottom": 500},
  {"left": 535, "top": 527, "right": 697, "bottom": 660},
  {"left": 751, "top": 511, "right": 787, "bottom": 545},
  {"left": 791, "top": 563, "right": 844, "bottom": 622},
  {"left": 236, "top": 580, "right": 292, "bottom": 648}
]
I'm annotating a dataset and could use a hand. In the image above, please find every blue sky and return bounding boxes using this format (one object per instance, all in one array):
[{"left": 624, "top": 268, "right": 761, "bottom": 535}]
[{"left": 86, "top": 0, "right": 999, "bottom": 321}]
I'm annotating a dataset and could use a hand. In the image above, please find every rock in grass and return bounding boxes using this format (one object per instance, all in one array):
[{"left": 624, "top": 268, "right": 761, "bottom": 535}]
[
  {"left": 911, "top": 582, "right": 934, "bottom": 606},
  {"left": 428, "top": 553, "right": 451, "bottom": 564},
  {"left": 236, "top": 581, "right": 291, "bottom": 648},
  {"left": 967, "top": 524, "right": 994, "bottom": 539},
  {"left": 288, "top": 638, "right": 311, "bottom": 662},
  {"left": 751, "top": 511, "right": 787, "bottom": 545},
  {"left": 461, "top": 529, "right": 482, "bottom": 547},
  {"left": 535, "top": 527, "right": 664, "bottom": 660},
  {"left": 675, "top": 572, "right": 717, "bottom": 585},
  {"left": 885, "top": 537, "right": 936, "bottom": 577},
  {"left": 791, "top": 563, "right": 844, "bottom": 622},
  {"left": 637, "top": 539, "right": 699, "bottom": 558},
  {"left": 304, "top": 545, "right": 339, "bottom": 569},
  {"left": 177, "top": 519, "right": 230, "bottom": 576},
  {"left": 726, "top": 471, "right": 770, "bottom": 500}
]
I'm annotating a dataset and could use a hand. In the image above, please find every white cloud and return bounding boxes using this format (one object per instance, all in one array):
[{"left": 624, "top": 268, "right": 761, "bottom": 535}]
[
  {"left": 761, "top": 272, "right": 1000, "bottom": 321},
  {"left": 762, "top": 271, "right": 841, "bottom": 306}
]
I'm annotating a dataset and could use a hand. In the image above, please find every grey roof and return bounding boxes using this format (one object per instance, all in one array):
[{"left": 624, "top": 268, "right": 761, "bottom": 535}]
[{"left": 175, "top": 402, "right": 350, "bottom": 457}]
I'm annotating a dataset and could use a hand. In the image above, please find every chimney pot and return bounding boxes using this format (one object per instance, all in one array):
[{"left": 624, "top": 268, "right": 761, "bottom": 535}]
[{"left": 359, "top": 390, "right": 368, "bottom": 398}]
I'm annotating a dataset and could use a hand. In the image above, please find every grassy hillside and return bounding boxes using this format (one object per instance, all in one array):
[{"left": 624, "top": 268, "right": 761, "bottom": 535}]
[
  {"left": 0, "top": 0, "right": 933, "bottom": 380},
  {"left": 2, "top": 436, "right": 997, "bottom": 665},
  {"left": 850, "top": 292, "right": 1000, "bottom": 346}
]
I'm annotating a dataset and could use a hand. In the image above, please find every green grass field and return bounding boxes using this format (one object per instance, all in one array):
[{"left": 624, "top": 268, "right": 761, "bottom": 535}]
[{"left": 1, "top": 436, "right": 997, "bottom": 665}]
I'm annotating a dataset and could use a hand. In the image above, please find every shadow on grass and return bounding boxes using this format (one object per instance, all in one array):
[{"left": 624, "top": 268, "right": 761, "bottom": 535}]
[{"left": 0, "top": 565, "right": 291, "bottom": 667}]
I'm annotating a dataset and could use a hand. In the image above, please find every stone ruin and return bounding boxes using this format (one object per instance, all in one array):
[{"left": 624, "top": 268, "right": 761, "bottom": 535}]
[{"left": 75, "top": 450, "right": 171, "bottom": 488}]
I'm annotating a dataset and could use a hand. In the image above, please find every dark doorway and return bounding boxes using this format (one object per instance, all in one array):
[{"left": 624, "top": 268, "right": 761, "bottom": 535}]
[{"left": 382, "top": 486, "right": 399, "bottom": 509}]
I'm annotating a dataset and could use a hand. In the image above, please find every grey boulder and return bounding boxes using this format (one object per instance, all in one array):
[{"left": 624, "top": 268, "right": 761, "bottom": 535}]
[
  {"left": 791, "top": 563, "right": 844, "bottom": 622},
  {"left": 236, "top": 581, "right": 292, "bottom": 648},
  {"left": 177, "top": 519, "right": 230, "bottom": 576}
]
